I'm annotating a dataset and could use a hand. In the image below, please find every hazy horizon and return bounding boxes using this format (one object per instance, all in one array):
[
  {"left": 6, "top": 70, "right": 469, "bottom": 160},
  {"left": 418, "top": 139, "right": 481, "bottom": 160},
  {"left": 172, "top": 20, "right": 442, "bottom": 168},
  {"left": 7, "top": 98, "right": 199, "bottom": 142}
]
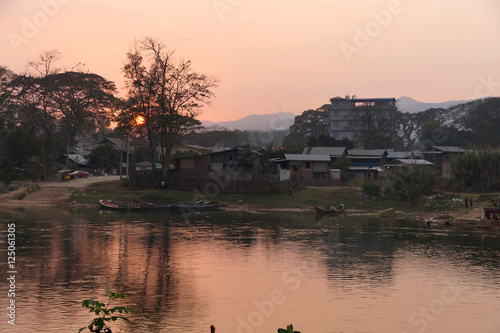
[{"left": 1, "top": 0, "right": 499, "bottom": 122}]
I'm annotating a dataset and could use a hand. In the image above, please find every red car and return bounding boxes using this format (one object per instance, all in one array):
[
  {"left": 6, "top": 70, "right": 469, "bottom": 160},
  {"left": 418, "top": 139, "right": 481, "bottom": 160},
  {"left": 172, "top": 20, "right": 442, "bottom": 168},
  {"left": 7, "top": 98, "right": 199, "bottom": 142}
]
[{"left": 71, "top": 170, "right": 89, "bottom": 178}]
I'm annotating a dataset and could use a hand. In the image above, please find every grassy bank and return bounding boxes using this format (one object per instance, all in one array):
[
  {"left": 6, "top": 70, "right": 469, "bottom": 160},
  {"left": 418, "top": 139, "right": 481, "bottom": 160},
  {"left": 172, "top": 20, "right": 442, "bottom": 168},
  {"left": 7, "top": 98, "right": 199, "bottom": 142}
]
[{"left": 69, "top": 181, "right": 472, "bottom": 215}]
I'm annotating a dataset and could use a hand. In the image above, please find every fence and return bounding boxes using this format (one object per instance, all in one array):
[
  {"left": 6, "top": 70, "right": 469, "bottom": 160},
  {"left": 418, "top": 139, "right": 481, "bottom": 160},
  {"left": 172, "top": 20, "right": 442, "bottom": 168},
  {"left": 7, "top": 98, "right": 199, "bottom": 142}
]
[
  {"left": 130, "top": 170, "right": 344, "bottom": 193},
  {"left": 130, "top": 171, "right": 298, "bottom": 193}
]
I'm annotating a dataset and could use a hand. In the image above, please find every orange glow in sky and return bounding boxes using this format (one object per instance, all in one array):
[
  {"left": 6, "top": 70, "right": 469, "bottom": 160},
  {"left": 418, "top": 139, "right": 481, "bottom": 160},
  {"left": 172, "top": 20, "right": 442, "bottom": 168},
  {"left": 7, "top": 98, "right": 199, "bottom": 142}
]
[{"left": 1, "top": 0, "right": 499, "bottom": 122}]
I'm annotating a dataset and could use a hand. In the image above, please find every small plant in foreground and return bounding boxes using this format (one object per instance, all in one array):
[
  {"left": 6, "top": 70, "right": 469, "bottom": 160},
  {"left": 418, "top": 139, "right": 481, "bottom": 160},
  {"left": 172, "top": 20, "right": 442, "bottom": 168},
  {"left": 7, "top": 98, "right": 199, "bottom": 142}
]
[
  {"left": 278, "top": 323, "right": 300, "bottom": 333},
  {"left": 79, "top": 290, "right": 133, "bottom": 333}
]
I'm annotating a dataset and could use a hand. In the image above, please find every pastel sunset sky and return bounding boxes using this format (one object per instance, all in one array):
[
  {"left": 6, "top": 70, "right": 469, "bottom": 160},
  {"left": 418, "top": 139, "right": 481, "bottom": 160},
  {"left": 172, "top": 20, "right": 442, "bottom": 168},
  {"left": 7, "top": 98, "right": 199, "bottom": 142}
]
[{"left": 1, "top": 0, "right": 499, "bottom": 122}]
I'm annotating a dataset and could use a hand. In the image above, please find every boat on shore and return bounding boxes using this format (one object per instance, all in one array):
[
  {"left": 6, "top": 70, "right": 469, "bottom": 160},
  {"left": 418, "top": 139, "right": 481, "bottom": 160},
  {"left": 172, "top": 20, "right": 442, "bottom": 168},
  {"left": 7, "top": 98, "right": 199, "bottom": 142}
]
[
  {"left": 315, "top": 204, "right": 345, "bottom": 214},
  {"left": 99, "top": 199, "right": 129, "bottom": 210},
  {"left": 99, "top": 199, "right": 221, "bottom": 213}
]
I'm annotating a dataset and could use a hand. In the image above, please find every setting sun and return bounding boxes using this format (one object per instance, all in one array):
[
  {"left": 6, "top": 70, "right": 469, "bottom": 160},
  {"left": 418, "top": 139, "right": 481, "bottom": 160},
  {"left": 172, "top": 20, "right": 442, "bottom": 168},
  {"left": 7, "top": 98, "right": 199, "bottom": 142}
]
[{"left": 135, "top": 115, "right": 145, "bottom": 125}]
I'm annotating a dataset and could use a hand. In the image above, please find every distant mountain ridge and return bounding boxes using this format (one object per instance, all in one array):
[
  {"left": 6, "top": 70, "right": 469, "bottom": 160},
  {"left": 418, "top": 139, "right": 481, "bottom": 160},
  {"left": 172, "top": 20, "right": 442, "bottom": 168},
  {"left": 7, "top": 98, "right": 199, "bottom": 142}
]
[
  {"left": 201, "top": 112, "right": 295, "bottom": 131},
  {"left": 201, "top": 97, "right": 483, "bottom": 131},
  {"left": 397, "top": 96, "right": 474, "bottom": 113}
]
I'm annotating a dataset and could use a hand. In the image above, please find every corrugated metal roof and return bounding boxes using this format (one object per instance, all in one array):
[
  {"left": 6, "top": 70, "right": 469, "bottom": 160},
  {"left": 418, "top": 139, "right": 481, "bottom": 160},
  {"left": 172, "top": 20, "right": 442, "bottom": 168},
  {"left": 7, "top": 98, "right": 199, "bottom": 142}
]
[
  {"left": 67, "top": 154, "right": 89, "bottom": 166},
  {"left": 302, "top": 147, "right": 346, "bottom": 156},
  {"left": 285, "top": 154, "right": 331, "bottom": 161},
  {"left": 431, "top": 146, "right": 466, "bottom": 153},
  {"left": 347, "top": 149, "right": 387, "bottom": 157},
  {"left": 386, "top": 159, "right": 433, "bottom": 166},
  {"left": 387, "top": 151, "right": 413, "bottom": 159}
]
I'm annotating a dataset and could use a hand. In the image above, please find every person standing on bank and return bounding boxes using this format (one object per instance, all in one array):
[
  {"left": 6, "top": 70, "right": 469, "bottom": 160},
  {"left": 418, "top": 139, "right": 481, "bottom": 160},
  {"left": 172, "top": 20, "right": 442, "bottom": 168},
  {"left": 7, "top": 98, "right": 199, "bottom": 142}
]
[
  {"left": 469, "top": 197, "right": 473, "bottom": 208},
  {"left": 465, "top": 196, "right": 469, "bottom": 208}
]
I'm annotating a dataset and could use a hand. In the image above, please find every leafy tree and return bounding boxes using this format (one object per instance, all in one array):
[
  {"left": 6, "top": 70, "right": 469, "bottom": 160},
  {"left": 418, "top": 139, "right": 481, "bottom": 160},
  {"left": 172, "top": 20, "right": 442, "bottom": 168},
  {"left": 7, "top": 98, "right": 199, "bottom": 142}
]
[
  {"left": 183, "top": 127, "right": 247, "bottom": 147},
  {"left": 389, "top": 166, "right": 438, "bottom": 202},
  {"left": 418, "top": 121, "right": 472, "bottom": 149},
  {"left": 365, "top": 133, "right": 395, "bottom": 149},
  {"left": 283, "top": 105, "right": 330, "bottom": 147},
  {"left": 450, "top": 149, "right": 500, "bottom": 190},
  {"left": 330, "top": 157, "right": 352, "bottom": 183},
  {"left": 9, "top": 51, "right": 62, "bottom": 180},
  {"left": 306, "top": 134, "right": 354, "bottom": 149},
  {"left": 283, "top": 143, "right": 305, "bottom": 154},
  {"left": 121, "top": 37, "right": 218, "bottom": 178},
  {"left": 459, "top": 97, "right": 500, "bottom": 136},
  {"left": 46, "top": 71, "right": 116, "bottom": 161},
  {"left": 476, "top": 118, "right": 500, "bottom": 146},
  {"left": 89, "top": 144, "right": 120, "bottom": 173},
  {"left": 132, "top": 146, "right": 154, "bottom": 164}
]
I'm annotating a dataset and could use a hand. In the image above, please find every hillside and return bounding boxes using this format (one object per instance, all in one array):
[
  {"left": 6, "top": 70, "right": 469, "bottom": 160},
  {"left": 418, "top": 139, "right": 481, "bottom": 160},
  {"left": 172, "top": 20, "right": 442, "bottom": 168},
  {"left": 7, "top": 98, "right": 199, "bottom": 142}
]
[
  {"left": 397, "top": 96, "right": 474, "bottom": 113},
  {"left": 201, "top": 112, "right": 295, "bottom": 131}
]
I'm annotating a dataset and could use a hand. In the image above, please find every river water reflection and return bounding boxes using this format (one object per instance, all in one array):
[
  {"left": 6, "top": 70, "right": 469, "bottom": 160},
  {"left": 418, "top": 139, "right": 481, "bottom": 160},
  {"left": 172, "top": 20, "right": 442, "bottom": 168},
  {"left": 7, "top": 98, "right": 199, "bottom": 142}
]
[{"left": 1, "top": 207, "right": 499, "bottom": 333}]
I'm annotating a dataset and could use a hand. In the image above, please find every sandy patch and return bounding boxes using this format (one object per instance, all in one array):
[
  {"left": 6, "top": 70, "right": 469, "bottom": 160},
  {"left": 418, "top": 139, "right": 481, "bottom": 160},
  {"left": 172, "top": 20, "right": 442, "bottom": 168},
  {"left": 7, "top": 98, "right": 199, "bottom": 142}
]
[{"left": 0, "top": 175, "right": 122, "bottom": 207}]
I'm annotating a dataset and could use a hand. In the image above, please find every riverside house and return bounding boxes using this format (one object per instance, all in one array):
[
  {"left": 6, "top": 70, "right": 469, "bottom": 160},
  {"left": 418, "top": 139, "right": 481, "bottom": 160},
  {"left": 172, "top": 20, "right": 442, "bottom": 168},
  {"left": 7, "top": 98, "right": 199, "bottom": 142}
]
[{"left": 420, "top": 146, "right": 466, "bottom": 178}]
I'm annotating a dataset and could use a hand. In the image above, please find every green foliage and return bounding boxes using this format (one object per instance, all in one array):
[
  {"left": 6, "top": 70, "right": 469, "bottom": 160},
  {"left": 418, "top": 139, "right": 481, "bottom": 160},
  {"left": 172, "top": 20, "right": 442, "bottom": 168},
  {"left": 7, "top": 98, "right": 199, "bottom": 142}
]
[
  {"left": 306, "top": 134, "right": 354, "bottom": 149},
  {"left": 171, "top": 150, "right": 199, "bottom": 158},
  {"left": 283, "top": 143, "right": 305, "bottom": 154},
  {"left": 362, "top": 177, "right": 381, "bottom": 196},
  {"left": 450, "top": 149, "right": 500, "bottom": 191},
  {"left": 389, "top": 166, "right": 438, "bottom": 202},
  {"left": 79, "top": 290, "right": 133, "bottom": 333},
  {"left": 131, "top": 146, "right": 154, "bottom": 164},
  {"left": 277, "top": 324, "right": 300, "bottom": 333},
  {"left": 283, "top": 105, "right": 330, "bottom": 147},
  {"left": 418, "top": 121, "right": 473, "bottom": 149},
  {"left": 330, "top": 157, "right": 352, "bottom": 183},
  {"left": 365, "top": 133, "right": 394, "bottom": 149},
  {"left": 89, "top": 144, "right": 120, "bottom": 172}
]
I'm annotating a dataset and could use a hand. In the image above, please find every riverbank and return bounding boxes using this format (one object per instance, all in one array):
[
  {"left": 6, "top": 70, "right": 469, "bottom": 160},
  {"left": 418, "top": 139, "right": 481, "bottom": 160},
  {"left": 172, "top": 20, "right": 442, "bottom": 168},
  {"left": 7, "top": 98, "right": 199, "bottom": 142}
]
[{"left": 0, "top": 176, "right": 497, "bottom": 224}]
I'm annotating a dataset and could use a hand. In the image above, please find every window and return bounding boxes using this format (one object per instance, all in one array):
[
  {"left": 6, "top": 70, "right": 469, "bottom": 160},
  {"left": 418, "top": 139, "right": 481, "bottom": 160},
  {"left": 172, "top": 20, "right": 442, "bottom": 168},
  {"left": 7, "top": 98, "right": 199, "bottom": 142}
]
[
  {"left": 305, "top": 162, "right": 311, "bottom": 168},
  {"left": 332, "top": 121, "right": 339, "bottom": 127}
]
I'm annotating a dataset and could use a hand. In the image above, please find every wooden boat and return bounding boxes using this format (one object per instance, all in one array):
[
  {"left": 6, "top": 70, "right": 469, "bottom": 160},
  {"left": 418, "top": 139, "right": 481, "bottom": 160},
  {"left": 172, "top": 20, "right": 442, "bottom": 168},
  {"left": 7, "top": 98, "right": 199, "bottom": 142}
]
[
  {"left": 315, "top": 204, "right": 345, "bottom": 214},
  {"left": 99, "top": 199, "right": 129, "bottom": 210}
]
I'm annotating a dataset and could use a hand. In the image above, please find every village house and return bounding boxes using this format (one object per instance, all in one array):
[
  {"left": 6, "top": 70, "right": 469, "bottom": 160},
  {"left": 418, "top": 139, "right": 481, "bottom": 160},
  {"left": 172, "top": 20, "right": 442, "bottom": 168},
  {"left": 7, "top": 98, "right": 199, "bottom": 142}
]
[
  {"left": 420, "top": 146, "right": 466, "bottom": 178},
  {"left": 384, "top": 158, "right": 434, "bottom": 171},
  {"left": 302, "top": 146, "right": 347, "bottom": 162},
  {"left": 169, "top": 147, "right": 264, "bottom": 180},
  {"left": 346, "top": 149, "right": 389, "bottom": 179},
  {"left": 282, "top": 154, "right": 332, "bottom": 181},
  {"left": 170, "top": 144, "right": 211, "bottom": 156}
]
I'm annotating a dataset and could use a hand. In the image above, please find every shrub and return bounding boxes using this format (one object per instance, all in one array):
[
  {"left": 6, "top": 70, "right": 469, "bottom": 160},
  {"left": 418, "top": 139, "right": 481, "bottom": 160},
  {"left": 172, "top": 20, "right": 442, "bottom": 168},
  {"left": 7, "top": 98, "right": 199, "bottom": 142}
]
[
  {"left": 389, "top": 166, "right": 438, "bottom": 202},
  {"left": 362, "top": 177, "right": 381, "bottom": 196},
  {"left": 450, "top": 148, "right": 500, "bottom": 191}
]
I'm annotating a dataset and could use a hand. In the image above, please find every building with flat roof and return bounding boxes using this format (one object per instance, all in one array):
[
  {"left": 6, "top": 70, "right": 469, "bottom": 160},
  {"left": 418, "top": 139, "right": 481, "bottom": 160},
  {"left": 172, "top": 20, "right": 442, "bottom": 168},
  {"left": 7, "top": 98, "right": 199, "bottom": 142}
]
[{"left": 329, "top": 95, "right": 397, "bottom": 146}]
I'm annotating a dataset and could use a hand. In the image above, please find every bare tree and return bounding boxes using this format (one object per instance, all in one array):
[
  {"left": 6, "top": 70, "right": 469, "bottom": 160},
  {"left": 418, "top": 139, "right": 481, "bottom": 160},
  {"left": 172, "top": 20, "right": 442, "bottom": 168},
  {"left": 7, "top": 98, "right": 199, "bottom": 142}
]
[{"left": 121, "top": 37, "right": 218, "bottom": 177}]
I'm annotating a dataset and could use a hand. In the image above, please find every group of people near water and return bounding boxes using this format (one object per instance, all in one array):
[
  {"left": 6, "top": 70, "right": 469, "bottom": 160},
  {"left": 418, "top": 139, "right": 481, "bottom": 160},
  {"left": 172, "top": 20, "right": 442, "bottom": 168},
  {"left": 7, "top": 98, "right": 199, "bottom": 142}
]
[{"left": 464, "top": 196, "right": 473, "bottom": 208}]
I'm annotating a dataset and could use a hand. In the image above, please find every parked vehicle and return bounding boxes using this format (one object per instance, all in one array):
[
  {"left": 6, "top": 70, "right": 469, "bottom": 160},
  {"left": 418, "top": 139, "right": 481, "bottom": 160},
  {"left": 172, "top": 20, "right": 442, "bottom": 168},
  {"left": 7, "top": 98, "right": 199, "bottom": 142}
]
[{"left": 71, "top": 170, "right": 89, "bottom": 178}]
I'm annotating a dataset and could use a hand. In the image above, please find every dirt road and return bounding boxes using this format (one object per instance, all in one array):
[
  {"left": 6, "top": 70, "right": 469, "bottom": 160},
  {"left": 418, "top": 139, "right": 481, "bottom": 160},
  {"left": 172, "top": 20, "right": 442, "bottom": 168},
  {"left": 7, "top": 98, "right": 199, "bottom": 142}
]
[{"left": 0, "top": 175, "right": 122, "bottom": 207}]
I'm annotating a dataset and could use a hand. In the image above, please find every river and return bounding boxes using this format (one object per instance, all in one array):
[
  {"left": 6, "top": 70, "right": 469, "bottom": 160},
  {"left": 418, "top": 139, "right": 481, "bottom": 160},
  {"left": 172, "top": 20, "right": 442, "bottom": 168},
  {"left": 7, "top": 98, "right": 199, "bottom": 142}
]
[{"left": 0, "top": 207, "right": 499, "bottom": 333}]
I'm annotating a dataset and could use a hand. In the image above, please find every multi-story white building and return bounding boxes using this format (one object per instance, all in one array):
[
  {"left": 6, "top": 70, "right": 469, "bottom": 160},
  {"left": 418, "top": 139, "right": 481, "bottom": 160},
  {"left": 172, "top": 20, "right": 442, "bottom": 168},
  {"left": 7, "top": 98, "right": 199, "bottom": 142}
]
[{"left": 329, "top": 95, "right": 397, "bottom": 144}]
